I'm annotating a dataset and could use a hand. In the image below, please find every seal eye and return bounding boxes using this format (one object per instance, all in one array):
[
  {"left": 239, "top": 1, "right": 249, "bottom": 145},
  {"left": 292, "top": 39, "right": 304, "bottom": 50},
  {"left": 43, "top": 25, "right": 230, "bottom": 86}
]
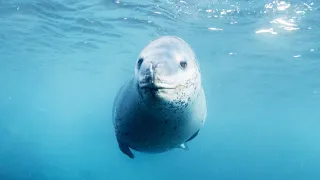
[
  {"left": 180, "top": 61, "right": 187, "bottom": 69},
  {"left": 137, "top": 58, "right": 144, "bottom": 69}
]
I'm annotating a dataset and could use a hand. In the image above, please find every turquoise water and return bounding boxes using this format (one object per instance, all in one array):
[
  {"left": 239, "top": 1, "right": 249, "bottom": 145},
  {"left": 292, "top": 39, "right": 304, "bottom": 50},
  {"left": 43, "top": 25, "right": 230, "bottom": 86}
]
[{"left": 1, "top": 0, "right": 320, "bottom": 179}]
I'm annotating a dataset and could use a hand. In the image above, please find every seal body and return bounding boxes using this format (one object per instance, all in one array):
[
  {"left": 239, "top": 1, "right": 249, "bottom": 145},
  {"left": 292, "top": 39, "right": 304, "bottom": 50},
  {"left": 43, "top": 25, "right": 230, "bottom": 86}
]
[{"left": 112, "top": 36, "right": 207, "bottom": 159}]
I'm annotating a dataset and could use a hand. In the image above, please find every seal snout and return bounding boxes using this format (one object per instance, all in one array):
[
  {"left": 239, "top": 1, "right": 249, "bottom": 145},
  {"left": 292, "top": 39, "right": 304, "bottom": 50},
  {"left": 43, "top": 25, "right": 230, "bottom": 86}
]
[
  {"left": 138, "top": 62, "right": 175, "bottom": 90},
  {"left": 139, "top": 63, "right": 159, "bottom": 84},
  {"left": 139, "top": 63, "right": 155, "bottom": 86}
]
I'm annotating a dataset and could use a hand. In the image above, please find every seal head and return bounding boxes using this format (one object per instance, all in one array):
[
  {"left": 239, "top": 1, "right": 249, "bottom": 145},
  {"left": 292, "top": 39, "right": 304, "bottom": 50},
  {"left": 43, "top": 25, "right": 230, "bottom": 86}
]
[{"left": 134, "top": 36, "right": 201, "bottom": 107}]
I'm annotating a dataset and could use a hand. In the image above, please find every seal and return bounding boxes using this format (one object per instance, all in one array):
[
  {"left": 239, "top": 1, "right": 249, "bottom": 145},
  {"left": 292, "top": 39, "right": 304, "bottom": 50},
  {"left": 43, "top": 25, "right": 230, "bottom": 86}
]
[{"left": 112, "top": 36, "right": 207, "bottom": 159}]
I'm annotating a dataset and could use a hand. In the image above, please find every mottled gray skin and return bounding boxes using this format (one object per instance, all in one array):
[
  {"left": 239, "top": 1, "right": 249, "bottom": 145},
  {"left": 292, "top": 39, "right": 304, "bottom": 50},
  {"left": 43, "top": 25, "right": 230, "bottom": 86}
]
[{"left": 112, "top": 36, "right": 207, "bottom": 159}]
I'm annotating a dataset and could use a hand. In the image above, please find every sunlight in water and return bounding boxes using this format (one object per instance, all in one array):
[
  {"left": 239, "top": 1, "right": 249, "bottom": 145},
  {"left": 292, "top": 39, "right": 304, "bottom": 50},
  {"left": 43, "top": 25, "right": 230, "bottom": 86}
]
[
  {"left": 255, "top": 28, "right": 278, "bottom": 35},
  {"left": 264, "top": 0, "right": 291, "bottom": 11},
  {"left": 271, "top": 18, "right": 299, "bottom": 31},
  {"left": 271, "top": 18, "right": 296, "bottom": 27},
  {"left": 208, "top": 27, "right": 223, "bottom": 31},
  {"left": 277, "top": 1, "right": 291, "bottom": 11},
  {"left": 257, "top": 0, "right": 314, "bottom": 35}
]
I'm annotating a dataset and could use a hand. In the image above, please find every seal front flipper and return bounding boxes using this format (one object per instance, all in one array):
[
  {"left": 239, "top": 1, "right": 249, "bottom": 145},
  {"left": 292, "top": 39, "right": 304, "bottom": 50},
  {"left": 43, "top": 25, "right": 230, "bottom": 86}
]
[
  {"left": 185, "top": 129, "right": 200, "bottom": 142},
  {"left": 117, "top": 140, "right": 134, "bottom": 159}
]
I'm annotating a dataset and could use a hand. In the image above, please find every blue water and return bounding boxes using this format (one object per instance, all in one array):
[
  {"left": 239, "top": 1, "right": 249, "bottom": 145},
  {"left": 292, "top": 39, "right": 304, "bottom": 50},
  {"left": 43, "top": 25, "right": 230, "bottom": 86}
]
[{"left": 1, "top": 0, "right": 320, "bottom": 179}]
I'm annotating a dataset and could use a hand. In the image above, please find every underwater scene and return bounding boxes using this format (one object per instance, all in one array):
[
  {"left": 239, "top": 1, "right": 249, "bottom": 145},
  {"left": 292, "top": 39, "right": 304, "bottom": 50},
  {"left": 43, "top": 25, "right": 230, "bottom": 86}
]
[{"left": 0, "top": 0, "right": 320, "bottom": 179}]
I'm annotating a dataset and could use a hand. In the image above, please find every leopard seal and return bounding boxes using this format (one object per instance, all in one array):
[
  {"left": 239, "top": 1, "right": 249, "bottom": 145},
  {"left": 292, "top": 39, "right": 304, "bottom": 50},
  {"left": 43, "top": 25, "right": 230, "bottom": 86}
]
[{"left": 112, "top": 36, "right": 207, "bottom": 159}]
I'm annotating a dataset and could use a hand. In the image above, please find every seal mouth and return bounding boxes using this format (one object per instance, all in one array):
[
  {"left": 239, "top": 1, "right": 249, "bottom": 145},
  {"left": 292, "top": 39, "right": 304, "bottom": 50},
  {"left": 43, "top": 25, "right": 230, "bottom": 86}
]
[{"left": 139, "top": 83, "right": 176, "bottom": 91}]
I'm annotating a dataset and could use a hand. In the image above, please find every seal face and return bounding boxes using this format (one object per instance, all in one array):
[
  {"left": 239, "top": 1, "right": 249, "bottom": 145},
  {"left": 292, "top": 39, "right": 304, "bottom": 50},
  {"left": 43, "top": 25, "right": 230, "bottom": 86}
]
[{"left": 112, "top": 36, "right": 207, "bottom": 159}]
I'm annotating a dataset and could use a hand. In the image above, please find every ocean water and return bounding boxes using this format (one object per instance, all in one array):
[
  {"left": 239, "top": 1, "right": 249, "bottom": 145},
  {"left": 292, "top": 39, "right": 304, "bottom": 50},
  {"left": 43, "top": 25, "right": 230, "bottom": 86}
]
[{"left": 1, "top": 0, "right": 320, "bottom": 179}]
